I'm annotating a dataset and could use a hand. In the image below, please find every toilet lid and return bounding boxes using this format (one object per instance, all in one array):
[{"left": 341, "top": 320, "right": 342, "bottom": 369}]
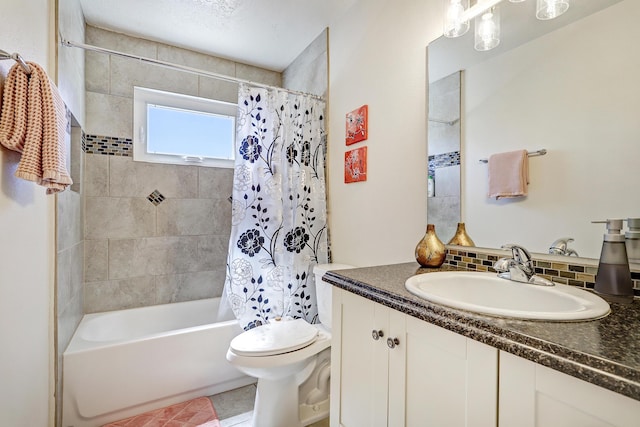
[{"left": 230, "top": 318, "right": 319, "bottom": 357}]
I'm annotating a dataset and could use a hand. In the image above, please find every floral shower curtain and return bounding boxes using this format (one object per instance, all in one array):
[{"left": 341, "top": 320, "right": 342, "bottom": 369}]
[{"left": 224, "top": 83, "right": 330, "bottom": 331}]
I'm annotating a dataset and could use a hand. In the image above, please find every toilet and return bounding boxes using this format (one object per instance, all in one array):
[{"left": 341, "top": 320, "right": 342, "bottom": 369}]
[{"left": 226, "top": 263, "right": 353, "bottom": 427}]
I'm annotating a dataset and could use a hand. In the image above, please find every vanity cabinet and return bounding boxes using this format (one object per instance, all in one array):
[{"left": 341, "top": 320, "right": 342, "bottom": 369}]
[
  {"left": 499, "top": 351, "right": 640, "bottom": 427},
  {"left": 330, "top": 288, "right": 498, "bottom": 427}
]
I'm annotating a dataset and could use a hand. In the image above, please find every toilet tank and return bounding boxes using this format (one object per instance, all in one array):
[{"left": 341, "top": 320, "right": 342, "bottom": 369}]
[{"left": 313, "top": 263, "right": 354, "bottom": 330}]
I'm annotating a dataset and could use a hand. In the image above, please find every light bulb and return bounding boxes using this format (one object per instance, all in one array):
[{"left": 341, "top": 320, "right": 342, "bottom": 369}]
[
  {"left": 444, "top": 0, "right": 470, "bottom": 38},
  {"left": 479, "top": 13, "right": 496, "bottom": 42},
  {"left": 474, "top": 7, "right": 500, "bottom": 51},
  {"left": 536, "top": 0, "right": 569, "bottom": 20}
]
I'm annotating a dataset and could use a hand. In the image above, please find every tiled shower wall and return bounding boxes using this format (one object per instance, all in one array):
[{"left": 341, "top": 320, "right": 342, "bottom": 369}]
[
  {"left": 83, "top": 150, "right": 235, "bottom": 312},
  {"left": 56, "top": 125, "right": 84, "bottom": 426},
  {"left": 57, "top": 1, "right": 85, "bottom": 424},
  {"left": 283, "top": 29, "right": 328, "bottom": 97},
  {"left": 83, "top": 26, "right": 282, "bottom": 313}
]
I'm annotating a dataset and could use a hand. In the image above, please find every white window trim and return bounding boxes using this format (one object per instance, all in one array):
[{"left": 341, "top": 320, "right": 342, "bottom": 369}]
[{"left": 133, "top": 86, "right": 237, "bottom": 168}]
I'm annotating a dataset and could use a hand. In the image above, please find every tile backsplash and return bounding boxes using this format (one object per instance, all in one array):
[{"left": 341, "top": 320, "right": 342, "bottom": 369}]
[{"left": 445, "top": 248, "right": 640, "bottom": 297}]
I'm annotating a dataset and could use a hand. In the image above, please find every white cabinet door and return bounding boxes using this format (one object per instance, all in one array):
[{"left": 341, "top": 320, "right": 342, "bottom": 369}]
[
  {"left": 387, "top": 308, "right": 407, "bottom": 426},
  {"left": 331, "top": 287, "right": 498, "bottom": 427},
  {"left": 499, "top": 351, "right": 640, "bottom": 427},
  {"left": 331, "top": 288, "right": 391, "bottom": 427},
  {"left": 404, "top": 316, "right": 498, "bottom": 427}
]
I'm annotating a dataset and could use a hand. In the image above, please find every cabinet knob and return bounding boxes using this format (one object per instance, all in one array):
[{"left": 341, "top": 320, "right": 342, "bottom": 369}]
[
  {"left": 387, "top": 337, "right": 400, "bottom": 349},
  {"left": 371, "top": 330, "right": 384, "bottom": 340}
]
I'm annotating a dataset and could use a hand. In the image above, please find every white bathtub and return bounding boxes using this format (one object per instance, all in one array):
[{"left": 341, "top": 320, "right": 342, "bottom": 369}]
[{"left": 62, "top": 298, "right": 254, "bottom": 427}]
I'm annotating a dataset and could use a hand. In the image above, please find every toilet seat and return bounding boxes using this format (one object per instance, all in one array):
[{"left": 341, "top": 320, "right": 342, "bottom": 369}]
[{"left": 230, "top": 318, "right": 319, "bottom": 357}]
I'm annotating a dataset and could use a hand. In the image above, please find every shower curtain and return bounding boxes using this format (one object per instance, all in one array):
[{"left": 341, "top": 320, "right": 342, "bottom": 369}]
[{"left": 224, "top": 83, "right": 330, "bottom": 330}]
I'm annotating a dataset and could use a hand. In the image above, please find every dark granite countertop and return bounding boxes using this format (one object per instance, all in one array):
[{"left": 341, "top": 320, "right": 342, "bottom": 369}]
[{"left": 323, "top": 262, "right": 640, "bottom": 401}]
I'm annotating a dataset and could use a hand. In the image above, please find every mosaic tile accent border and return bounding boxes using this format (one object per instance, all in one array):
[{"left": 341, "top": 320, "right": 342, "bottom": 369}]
[
  {"left": 428, "top": 150, "right": 460, "bottom": 178},
  {"left": 444, "top": 248, "right": 640, "bottom": 297},
  {"left": 83, "top": 133, "right": 132, "bottom": 156}
]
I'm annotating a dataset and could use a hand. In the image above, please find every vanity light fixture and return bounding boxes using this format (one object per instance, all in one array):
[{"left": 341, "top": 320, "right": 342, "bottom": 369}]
[
  {"left": 443, "top": 0, "right": 570, "bottom": 51},
  {"left": 536, "top": 0, "right": 570, "bottom": 20},
  {"left": 443, "top": 0, "right": 503, "bottom": 50}
]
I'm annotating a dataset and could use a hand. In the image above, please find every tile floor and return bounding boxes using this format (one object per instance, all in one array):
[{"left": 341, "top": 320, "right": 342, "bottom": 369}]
[{"left": 209, "top": 384, "right": 329, "bottom": 427}]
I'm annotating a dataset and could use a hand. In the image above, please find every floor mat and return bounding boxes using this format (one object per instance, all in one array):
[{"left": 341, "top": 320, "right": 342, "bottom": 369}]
[{"left": 102, "top": 396, "right": 221, "bottom": 427}]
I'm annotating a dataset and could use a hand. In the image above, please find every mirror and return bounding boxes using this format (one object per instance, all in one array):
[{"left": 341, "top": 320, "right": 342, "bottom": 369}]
[
  {"left": 428, "top": 71, "right": 462, "bottom": 243},
  {"left": 427, "top": 0, "right": 639, "bottom": 259}
]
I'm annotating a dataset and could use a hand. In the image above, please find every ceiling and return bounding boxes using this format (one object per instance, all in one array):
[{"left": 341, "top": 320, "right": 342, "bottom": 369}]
[{"left": 79, "top": 0, "right": 357, "bottom": 72}]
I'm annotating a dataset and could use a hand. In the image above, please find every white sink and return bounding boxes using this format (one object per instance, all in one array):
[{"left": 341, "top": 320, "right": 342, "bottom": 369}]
[{"left": 405, "top": 271, "right": 610, "bottom": 321}]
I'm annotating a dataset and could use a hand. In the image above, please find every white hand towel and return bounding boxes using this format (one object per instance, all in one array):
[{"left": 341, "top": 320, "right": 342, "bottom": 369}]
[{"left": 487, "top": 149, "right": 529, "bottom": 200}]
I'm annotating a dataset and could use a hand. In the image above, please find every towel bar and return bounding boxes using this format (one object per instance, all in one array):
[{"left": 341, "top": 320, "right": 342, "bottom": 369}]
[
  {"left": 479, "top": 149, "right": 547, "bottom": 163},
  {"left": 0, "top": 49, "right": 32, "bottom": 74}
]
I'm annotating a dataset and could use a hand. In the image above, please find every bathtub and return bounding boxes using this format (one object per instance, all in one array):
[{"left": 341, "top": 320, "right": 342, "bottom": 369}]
[{"left": 62, "top": 298, "right": 254, "bottom": 427}]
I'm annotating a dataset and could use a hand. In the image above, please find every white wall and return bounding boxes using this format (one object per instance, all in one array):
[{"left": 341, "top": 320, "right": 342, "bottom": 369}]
[
  {"left": 0, "top": 1, "right": 55, "bottom": 425},
  {"left": 328, "top": 0, "right": 443, "bottom": 267},
  {"left": 462, "top": 0, "right": 639, "bottom": 258}
]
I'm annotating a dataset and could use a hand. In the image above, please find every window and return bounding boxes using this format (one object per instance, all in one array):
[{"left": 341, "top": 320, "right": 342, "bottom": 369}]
[{"left": 133, "top": 87, "right": 237, "bottom": 168}]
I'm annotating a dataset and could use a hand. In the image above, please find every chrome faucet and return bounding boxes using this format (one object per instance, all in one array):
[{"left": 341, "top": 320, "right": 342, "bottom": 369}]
[
  {"left": 494, "top": 244, "right": 554, "bottom": 286},
  {"left": 549, "top": 237, "right": 579, "bottom": 257}
]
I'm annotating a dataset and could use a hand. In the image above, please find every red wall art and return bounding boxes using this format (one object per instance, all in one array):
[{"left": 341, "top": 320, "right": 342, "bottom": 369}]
[
  {"left": 345, "top": 105, "right": 368, "bottom": 145},
  {"left": 344, "top": 146, "right": 367, "bottom": 183}
]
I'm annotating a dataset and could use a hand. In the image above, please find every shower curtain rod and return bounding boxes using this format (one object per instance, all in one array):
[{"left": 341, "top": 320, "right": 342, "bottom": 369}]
[{"left": 60, "top": 38, "right": 325, "bottom": 101}]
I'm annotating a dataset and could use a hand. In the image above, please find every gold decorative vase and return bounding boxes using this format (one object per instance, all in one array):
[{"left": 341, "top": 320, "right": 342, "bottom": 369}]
[
  {"left": 415, "top": 224, "right": 446, "bottom": 268},
  {"left": 447, "top": 222, "right": 475, "bottom": 246}
]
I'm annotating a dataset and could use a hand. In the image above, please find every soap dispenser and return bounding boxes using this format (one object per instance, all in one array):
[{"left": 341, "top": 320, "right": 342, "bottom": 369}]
[{"left": 593, "top": 219, "right": 634, "bottom": 304}]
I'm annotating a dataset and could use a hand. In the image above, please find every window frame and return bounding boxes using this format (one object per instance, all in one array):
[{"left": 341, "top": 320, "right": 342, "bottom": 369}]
[{"left": 133, "top": 86, "right": 237, "bottom": 168}]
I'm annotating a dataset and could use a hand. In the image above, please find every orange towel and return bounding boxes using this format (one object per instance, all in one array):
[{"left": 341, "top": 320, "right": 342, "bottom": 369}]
[
  {"left": 0, "top": 61, "right": 72, "bottom": 194},
  {"left": 487, "top": 149, "right": 529, "bottom": 199}
]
